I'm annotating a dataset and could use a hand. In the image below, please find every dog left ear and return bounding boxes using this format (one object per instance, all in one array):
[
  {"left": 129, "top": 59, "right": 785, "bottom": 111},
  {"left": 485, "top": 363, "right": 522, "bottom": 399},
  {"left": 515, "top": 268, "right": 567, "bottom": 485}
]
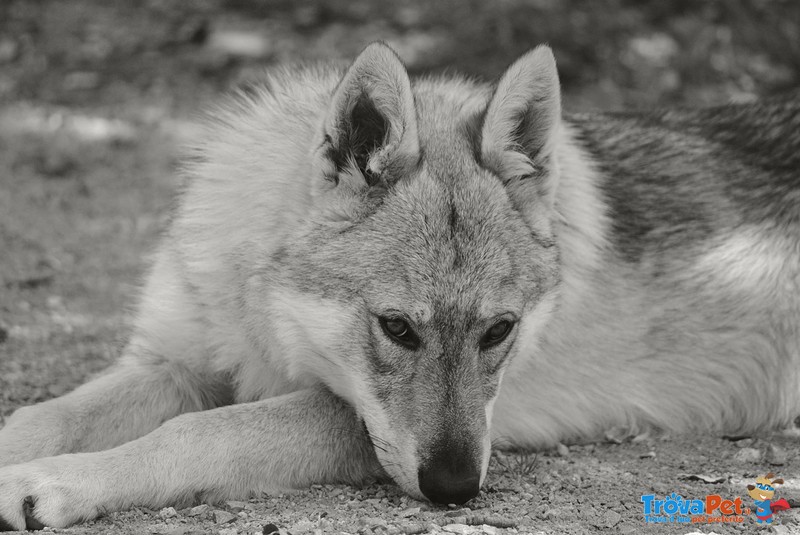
[
  {"left": 313, "top": 42, "right": 420, "bottom": 221},
  {"left": 480, "top": 45, "right": 561, "bottom": 208}
]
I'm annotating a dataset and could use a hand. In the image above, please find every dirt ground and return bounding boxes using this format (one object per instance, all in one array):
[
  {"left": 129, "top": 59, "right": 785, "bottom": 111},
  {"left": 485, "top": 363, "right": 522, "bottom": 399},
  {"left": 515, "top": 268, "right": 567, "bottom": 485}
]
[{"left": 1, "top": 1, "right": 799, "bottom": 534}]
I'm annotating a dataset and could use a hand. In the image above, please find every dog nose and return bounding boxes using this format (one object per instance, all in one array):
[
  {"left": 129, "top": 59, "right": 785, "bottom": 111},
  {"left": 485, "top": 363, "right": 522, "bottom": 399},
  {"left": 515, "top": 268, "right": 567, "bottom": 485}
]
[{"left": 417, "top": 454, "right": 481, "bottom": 505}]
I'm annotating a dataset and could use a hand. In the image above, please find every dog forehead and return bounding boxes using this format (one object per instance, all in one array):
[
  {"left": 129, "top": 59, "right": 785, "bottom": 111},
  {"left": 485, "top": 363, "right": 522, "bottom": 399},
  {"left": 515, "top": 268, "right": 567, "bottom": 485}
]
[{"left": 359, "top": 172, "right": 523, "bottom": 318}]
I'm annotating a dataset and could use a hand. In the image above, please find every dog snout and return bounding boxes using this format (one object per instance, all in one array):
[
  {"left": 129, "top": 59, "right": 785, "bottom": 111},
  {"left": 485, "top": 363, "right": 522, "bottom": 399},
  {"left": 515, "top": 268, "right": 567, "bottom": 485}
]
[{"left": 417, "top": 449, "right": 481, "bottom": 505}]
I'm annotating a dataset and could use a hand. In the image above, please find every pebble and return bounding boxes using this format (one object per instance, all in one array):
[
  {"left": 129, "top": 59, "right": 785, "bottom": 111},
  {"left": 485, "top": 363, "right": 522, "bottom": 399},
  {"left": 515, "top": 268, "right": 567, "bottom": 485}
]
[
  {"left": 360, "top": 517, "right": 387, "bottom": 528},
  {"left": 733, "top": 447, "right": 762, "bottom": 463},
  {"left": 214, "top": 510, "right": 237, "bottom": 524},
  {"left": 556, "top": 443, "right": 570, "bottom": 457},
  {"left": 399, "top": 507, "right": 421, "bottom": 517},
  {"left": 602, "top": 509, "right": 622, "bottom": 527},
  {"left": 225, "top": 500, "right": 248, "bottom": 512},
  {"left": 158, "top": 507, "right": 178, "bottom": 519},
  {"left": 218, "top": 528, "right": 238, "bottom": 535},
  {"left": 262, "top": 523, "right": 280, "bottom": 535},
  {"left": 187, "top": 504, "right": 209, "bottom": 517},
  {"left": 442, "top": 524, "right": 478, "bottom": 534}
]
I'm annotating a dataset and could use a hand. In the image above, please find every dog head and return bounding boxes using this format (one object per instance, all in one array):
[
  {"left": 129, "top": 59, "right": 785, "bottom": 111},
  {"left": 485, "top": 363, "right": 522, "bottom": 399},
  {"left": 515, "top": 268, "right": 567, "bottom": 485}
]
[{"left": 274, "top": 42, "right": 562, "bottom": 504}]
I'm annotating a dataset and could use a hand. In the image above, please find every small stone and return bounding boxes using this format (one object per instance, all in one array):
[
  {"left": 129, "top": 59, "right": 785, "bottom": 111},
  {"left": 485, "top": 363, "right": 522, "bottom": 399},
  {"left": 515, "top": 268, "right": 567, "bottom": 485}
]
[
  {"left": 399, "top": 507, "right": 420, "bottom": 517},
  {"left": 187, "top": 504, "right": 209, "bottom": 517},
  {"left": 732, "top": 438, "right": 754, "bottom": 448},
  {"left": 218, "top": 528, "right": 238, "bottom": 535},
  {"left": 733, "top": 447, "right": 762, "bottom": 463},
  {"left": 765, "top": 443, "right": 787, "bottom": 465},
  {"left": 556, "top": 443, "right": 570, "bottom": 457},
  {"left": 361, "top": 517, "right": 387, "bottom": 528},
  {"left": 602, "top": 509, "right": 622, "bottom": 527},
  {"left": 444, "top": 508, "right": 471, "bottom": 517},
  {"left": 225, "top": 500, "right": 248, "bottom": 512},
  {"left": 442, "top": 524, "right": 477, "bottom": 534},
  {"left": 262, "top": 523, "right": 280, "bottom": 535},
  {"left": 214, "top": 510, "right": 237, "bottom": 524},
  {"left": 481, "top": 526, "right": 497, "bottom": 535},
  {"left": 159, "top": 507, "right": 178, "bottom": 519}
]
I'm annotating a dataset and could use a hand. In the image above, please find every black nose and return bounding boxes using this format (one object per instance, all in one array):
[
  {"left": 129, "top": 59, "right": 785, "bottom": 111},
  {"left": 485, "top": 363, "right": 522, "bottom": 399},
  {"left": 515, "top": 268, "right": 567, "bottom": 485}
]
[{"left": 418, "top": 453, "right": 481, "bottom": 505}]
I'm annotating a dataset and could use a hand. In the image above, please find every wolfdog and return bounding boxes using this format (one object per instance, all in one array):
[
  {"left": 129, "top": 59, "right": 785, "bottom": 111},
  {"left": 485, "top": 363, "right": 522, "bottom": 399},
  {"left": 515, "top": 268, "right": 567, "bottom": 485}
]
[{"left": 0, "top": 42, "right": 798, "bottom": 530}]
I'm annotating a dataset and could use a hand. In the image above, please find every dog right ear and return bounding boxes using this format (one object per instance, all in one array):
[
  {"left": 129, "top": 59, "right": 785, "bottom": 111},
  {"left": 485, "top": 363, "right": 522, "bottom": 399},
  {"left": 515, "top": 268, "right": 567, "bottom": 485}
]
[
  {"left": 479, "top": 45, "right": 561, "bottom": 209},
  {"left": 312, "top": 42, "right": 420, "bottom": 221}
]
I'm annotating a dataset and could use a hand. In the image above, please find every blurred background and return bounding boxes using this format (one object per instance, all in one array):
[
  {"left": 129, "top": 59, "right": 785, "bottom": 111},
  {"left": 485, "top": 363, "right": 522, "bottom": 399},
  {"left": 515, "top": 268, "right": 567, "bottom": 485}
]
[{"left": 1, "top": 0, "right": 799, "bottom": 418}]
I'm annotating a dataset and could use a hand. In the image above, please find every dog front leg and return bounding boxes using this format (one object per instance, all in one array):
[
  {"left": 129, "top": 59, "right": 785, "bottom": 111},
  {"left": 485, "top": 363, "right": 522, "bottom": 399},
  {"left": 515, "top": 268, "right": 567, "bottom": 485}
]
[
  {"left": 0, "top": 387, "right": 381, "bottom": 531},
  {"left": 0, "top": 356, "right": 221, "bottom": 468}
]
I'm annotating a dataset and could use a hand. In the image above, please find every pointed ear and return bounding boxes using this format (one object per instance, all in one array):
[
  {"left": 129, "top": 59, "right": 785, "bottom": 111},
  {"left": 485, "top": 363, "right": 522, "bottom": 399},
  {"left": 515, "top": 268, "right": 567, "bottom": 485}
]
[
  {"left": 480, "top": 45, "right": 561, "bottom": 207},
  {"left": 314, "top": 42, "right": 419, "bottom": 212}
]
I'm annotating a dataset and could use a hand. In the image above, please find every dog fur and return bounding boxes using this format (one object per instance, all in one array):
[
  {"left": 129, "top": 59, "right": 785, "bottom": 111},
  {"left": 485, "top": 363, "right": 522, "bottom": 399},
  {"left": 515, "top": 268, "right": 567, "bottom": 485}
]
[{"left": 0, "top": 42, "right": 798, "bottom": 530}]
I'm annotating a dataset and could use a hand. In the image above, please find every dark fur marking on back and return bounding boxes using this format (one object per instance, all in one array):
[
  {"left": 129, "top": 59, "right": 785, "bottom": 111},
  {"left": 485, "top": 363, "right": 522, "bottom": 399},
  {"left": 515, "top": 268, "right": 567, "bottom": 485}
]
[{"left": 572, "top": 110, "right": 740, "bottom": 264}]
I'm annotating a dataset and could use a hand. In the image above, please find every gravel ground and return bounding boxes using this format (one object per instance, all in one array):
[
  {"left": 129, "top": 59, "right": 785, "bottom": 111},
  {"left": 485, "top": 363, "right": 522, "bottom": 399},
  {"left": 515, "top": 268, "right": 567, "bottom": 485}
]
[
  {"left": 1, "top": 2, "right": 799, "bottom": 534},
  {"left": 4, "top": 436, "right": 797, "bottom": 534}
]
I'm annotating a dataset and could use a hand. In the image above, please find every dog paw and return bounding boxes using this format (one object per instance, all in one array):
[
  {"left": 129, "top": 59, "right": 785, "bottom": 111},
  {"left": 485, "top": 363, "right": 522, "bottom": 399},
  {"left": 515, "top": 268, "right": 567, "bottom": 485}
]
[{"left": 0, "top": 461, "right": 98, "bottom": 530}]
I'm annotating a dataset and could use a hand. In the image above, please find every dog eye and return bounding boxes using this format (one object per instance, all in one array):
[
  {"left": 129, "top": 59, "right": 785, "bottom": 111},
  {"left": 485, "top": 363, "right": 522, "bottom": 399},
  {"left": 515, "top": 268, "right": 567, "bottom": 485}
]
[
  {"left": 480, "top": 320, "right": 514, "bottom": 349},
  {"left": 379, "top": 317, "right": 420, "bottom": 349}
]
